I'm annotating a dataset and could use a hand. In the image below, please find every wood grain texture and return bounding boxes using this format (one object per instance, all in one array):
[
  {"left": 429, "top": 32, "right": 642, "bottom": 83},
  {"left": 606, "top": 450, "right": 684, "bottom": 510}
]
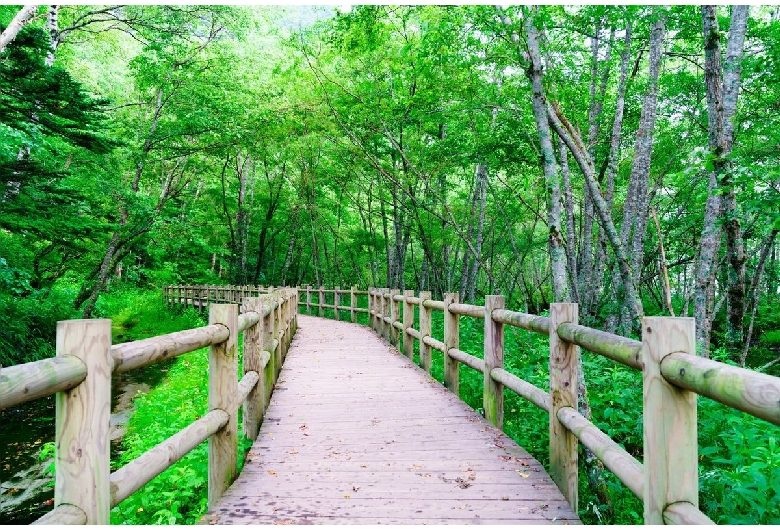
[
  {"left": 642, "top": 316, "right": 697, "bottom": 525},
  {"left": 484, "top": 295, "right": 505, "bottom": 429},
  {"left": 661, "top": 351, "right": 780, "bottom": 427},
  {"left": 201, "top": 314, "right": 579, "bottom": 525},
  {"left": 549, "top": 303, "right": 578, "bottom": 513},
  {"left": 402, "top": 289, "right": 414, "bottom": 359},
  {"left": 419, "top": 291, "right": 432, "bottom": 373},
  {"left": 390, "top": 288, "right": 400, "bottom": 347},
  {"left": 242, "top": 298, "right": 264, "bottom": 439},
  {"left": 208, "top": 304, "right": 239, "bottom": 509},
  {"left": 0, "top": 355, "right": 86, "bottom": 410},
  {"left": 443, "top": 292, "right": 460, "bottom": 395},
  {"left": 55, "top": 319, "right": 112, "bottom": 524}
]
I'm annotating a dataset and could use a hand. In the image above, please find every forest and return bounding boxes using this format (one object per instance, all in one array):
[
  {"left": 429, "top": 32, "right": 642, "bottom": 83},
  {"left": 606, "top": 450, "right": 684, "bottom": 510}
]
[{"left": 1, "top": 4, "right": 780, "bottom": 525}]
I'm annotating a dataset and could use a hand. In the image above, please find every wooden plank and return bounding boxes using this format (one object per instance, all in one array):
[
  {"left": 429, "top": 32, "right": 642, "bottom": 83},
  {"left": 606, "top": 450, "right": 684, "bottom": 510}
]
[{"left": 202, "top": 314, "right": 579, "bottom": 525}]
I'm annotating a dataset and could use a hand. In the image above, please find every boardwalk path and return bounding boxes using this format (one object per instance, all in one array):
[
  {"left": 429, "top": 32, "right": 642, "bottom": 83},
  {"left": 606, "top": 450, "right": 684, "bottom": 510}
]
[{"left": 202, "top": 315, "right": 580, "bottom": 524}]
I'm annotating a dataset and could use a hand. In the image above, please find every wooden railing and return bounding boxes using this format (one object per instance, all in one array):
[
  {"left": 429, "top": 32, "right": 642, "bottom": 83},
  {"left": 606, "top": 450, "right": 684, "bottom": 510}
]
[
  {"left": 299, "top": 285, "right": 370, "bottom": 322},
  {"left": 162, "top": 284, "right": 277, "bottom": 311},
  {"left": 0, "top": 287, "right": 298, "bottom": 524},
  {"left": 304, "top": 286, "right": 779, "bottom": 525}
]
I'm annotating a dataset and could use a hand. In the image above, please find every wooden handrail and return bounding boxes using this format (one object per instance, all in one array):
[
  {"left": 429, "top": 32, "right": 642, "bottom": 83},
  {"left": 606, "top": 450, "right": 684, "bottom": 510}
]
[
  {"left": 0, "top": 286, "right": 300, "bottom": 524},
  {"left": 323, "top": 287, "right": 780, "bottom": 525},
  {"left": 0, "top": 356, "right": 86, "bottom": 410}
]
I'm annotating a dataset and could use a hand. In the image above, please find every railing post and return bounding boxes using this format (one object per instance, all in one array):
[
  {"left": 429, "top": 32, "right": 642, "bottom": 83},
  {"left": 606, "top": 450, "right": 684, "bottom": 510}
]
[
  {"left": 484, "top": 295, "right": 505, "bottom": 428},
  {"left": 306, "top": 285, "right": 311, "bottom": 315},
  {"left": 274, "top": 292, "right": 282, "bottom": 377},
  {"left": 317, "top": 285, "right": 324, "bottom": 317},
  {"left": 369, "top": 289, "right": 376, "bottom": 331},
  {"left": 643, "top": 317, "right": 697, "bottom": 524},
  {"left": 402, "top": 289, "right": 414, "bottom": 360},
  {"left": 443, "top": 292, "right": 459, "bottom": 394},
  {"left": 293, "top": 288, "right": 299, "bottom": 333},
  {"left": 419, "top": 291, "right": 432, "bottom": 373},
  {"left": 55, "top": 318, "right": 112, "bottom": 524},
  {"left": 351, "top": 285, "right": 357, "bottom": 323},
  {"left": 208, "top": 303, "right": 238, "bottom": 509},
  {"left": 390, "top": 289, "right": 400, "bottom": 347},
  {"left": 262, "top": 294, "right": 276, "bottom": 405},
  {"left": 549, "top": 302, "right": 579, "bottom": 513},
  {"left": 334, "top": 286, "right": 340, "bottom": 321},
  {"left": 381, "top": 289, "right": 390, "bottom": 341},
  {"left": 243, "top": 298, "right": 265, "bottom": 440}
]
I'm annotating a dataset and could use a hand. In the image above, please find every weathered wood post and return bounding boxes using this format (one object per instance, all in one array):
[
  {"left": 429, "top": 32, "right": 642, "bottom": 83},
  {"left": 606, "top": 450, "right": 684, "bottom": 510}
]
[
  {"left": 419, "top": 291, "right": 432, "bottom": 373},
  {"left": 484, "top": 295, "right": 505, "bottom": 428},
  {"left": 306, "top": 285, "right": 312, "bottom": 315},
  {"left": 402, "top": 289, "right": 414, "bottom": 360},
  {"left": 293, "top": 288, "right": 299, "bottom": 334},
  {"left": 55, "top": 318, "right": 112, "bottom": 524},
  {"left": 274, "top": 292, "right": 282, "bottom": 377},
  {"left": 262, "top": 295, "right": 276, "bottom": 405},
  {"left": 371, "top": 289, "right": 375, "bottom": 329},
  {"left": 443, "top": 293, "right": 459, "bottom": 394},
  {"left": 334, "top": 286, "right": 340, "bottom": 321},
  {"left": 549, "top": 302, "right": 579, "bottom": 513},
  {"left": 318, "top": 286, "right": 325, "bottom": 317},
  {"left": 381, "top": 289, "right": 390, "bottom": 341},
  {"left": 390, "top": 289, "right": 400, "bottom": 347},
  {"left": 643, "top": 316, "right": 697, "bottom": 524},
  {"left": 208, "top": 303, "right": 238, "bottom": 509},
  {"left": 351, "top": 285, "right": 357, "bottom": 323},
  {"left": 243, "top": 298, "right": 265, "bottom": 440}
]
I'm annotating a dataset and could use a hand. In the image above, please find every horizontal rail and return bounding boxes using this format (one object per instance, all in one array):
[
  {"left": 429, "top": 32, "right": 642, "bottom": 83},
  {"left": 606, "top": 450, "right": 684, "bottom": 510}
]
[
  {"left": 226, "top": 371, "right": 260, "bottom": 417},
  {"left": 237, "top": 311, "right": 260, "bottom": 333},
  {"left": 448, "top": 303, "right": 484, "bottom": 319},
  {"left": 0, "top": 356, "right": 86, "bottom": 410},
  {"left": 111, "top": 324, "right": 229, "bottom": 374},
  {"left": 556, "top": 406, "right": 643, "bottom": 499},
  {"left": 663, "top": 501, "right": 714, "bottom": 525},
  {"left": 406, "top": 327, "right": 421, "bottom": 340},
  {"left": 110, "top": 408, "right": 230, "bottom": 506},
  {"left": 31, "top": 504, "right": 87, "bottom": 525},
  {"left": 448, "top": 348, "right": 485, "bottom": 373},
  {"left": 393, "top": 294, "right": 404, "bottom": 302},
  {"left": 556, "top": 322, "right": 642, "bottom": 370},
  {"left": 490, "top": 368, "right": 550, "bottom": 412},
  {"left": 491, "top": 309, "right": 550, "bottom": 335},
  {"left": 392, "top": 321, "right": 404, "bottom": 331},
  {"left": 422, "top": 335, "right": 446, "bottom": 353},
  {"left": 661, "top": 352, "right": 780, "bottom": 427},
  {"left": 423, "top": 299, "right": 445, "bottom": 311},
  {"left": 406, "top": 296, "right": 421, "bottom": 304}
]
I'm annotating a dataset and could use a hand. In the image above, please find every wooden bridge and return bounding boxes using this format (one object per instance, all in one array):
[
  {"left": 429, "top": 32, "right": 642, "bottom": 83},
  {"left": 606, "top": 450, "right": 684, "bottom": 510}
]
[{"left": 2, "top": 284, "right": 780, "bottom": 525}]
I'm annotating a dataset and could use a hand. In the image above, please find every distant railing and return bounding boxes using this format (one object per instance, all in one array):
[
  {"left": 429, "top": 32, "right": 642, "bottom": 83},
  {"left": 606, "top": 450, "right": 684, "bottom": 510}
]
[
  {"left": 0, "top": 286, "right": 298, "bottom": 524},
  {"left": 300, "top": 286, "right": 779, "bottom": 525}
]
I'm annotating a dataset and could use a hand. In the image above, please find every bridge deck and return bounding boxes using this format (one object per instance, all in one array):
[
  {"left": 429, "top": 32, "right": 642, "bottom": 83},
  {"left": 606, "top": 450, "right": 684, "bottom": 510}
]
[{"left": 202, "top": 315, "right": 580, "bottom": 525}]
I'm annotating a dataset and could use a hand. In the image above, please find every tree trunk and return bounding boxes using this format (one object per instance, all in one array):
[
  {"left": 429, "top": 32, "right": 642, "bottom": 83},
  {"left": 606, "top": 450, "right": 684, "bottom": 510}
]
[
  {"left": 523, "top": 8, "right": 568, "bottom": 303},
  {"left": 696, "top": 5, "right": 749, "bottom": 354},
  {"left": 0, "top": 5, "right": 39, "bottom": 54},
  {"left": 619, "top": 14, "right": 665, "bottom": 331}
]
